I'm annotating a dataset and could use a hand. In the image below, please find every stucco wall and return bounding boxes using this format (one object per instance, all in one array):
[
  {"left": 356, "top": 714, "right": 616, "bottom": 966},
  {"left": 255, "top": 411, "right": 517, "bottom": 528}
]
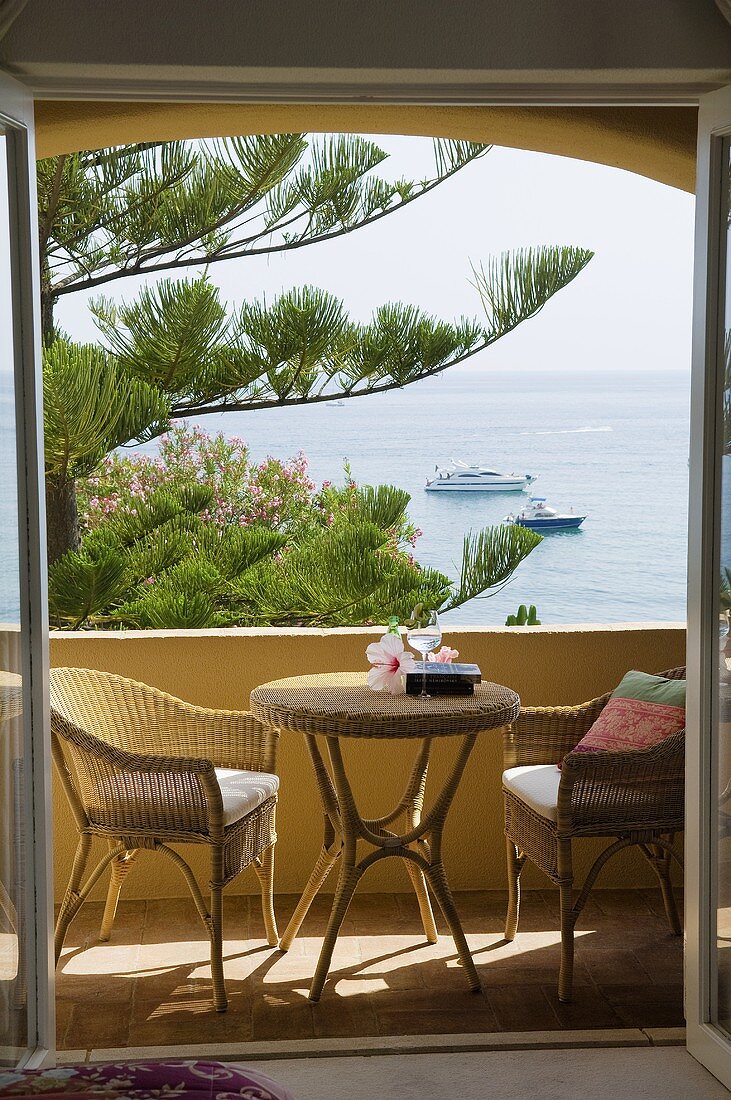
[{"left": 49, "top": 623, "right": 686, "bottom": 903}]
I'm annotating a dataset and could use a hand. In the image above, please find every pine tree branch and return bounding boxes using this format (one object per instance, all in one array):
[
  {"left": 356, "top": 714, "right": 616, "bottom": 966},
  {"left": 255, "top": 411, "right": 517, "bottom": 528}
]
[
  {"left": 172, "top": 339, "right": 490, "bottom": 418},
  {"left": 50, "top": 145, "right": 489, "bottom": 300}
]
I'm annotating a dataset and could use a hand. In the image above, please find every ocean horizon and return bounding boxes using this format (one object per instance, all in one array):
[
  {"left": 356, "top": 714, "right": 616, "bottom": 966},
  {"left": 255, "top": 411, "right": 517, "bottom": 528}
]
[
  {"left": 1, "top": 367, "right": 690, "bottom": 626},
  {"left": 192, "top": 365, "right": 691, "bottom": 628}
]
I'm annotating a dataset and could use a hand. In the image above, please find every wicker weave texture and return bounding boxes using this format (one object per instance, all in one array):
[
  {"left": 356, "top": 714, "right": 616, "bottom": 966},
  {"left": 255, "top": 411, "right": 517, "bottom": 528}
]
[
  {"left": 50, "top": 667, "right": 280, "bottom": 1012},
  {"left": 502, "top": 665, "right": 686, "bottom": 1004},
  {"left": 251, "top": 671, "right": 519, "bottom": 738}
]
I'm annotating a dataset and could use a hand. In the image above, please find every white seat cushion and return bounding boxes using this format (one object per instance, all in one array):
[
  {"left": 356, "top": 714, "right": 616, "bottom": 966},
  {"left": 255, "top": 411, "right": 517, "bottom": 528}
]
[
  {"left": 214, "top": 767, "right": 279, "bottom": 826},
  {"left": 502, "top": 764, "right": 561, "bottom": 822}
]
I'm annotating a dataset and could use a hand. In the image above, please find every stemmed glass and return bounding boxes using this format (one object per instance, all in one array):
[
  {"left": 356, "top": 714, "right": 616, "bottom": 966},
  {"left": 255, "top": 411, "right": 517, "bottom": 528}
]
[{"left": 407, "top": 609, "right": 442, "bottom": 698}]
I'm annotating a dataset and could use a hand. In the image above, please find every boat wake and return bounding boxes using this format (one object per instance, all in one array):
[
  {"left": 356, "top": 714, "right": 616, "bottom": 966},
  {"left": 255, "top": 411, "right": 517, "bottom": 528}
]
[{"left": 520, "top": 426, "right": 613, "bottom": 436}]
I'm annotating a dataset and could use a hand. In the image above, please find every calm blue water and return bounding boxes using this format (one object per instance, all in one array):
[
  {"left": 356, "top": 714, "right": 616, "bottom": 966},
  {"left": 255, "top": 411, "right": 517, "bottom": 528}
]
[
  {"left": 194, "top": 367, "right": 691, "bottom": 627},
  {"left": 1, "top": 367, "right": 690, "bottom": 626}
]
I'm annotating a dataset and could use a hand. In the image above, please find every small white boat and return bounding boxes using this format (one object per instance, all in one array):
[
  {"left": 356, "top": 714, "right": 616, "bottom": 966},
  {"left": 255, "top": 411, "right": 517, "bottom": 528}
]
[
  {"left": 426, "top": 460, "right": 535, "bottom": 493},
  {"left": 326, "top": 399, "right": 346, "bottom": 407},
  {"left": 505, "top": 497, "right": 586, "bottom": 531}
]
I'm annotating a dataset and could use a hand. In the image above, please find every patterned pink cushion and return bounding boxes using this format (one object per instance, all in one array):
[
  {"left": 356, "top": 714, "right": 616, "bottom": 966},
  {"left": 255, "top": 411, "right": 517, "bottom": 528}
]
[
  {"left": 570, "top": 670, "right": 685, "bottom": 758},
  {"left": 572, "top": 696, "right": 685, "bottom": 755},
  {"left": 0, "top": 1061, "right": 294, "bottom": 1100}
]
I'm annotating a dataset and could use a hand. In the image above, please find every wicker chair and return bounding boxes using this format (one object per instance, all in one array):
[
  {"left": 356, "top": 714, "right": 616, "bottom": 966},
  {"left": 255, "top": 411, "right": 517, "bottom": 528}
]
[
  {"left": 502, "top": 666, "right": 685, "bottom": 1003},
  {"left": 50, "top": 667, "right": 280, "bottom": 1012}
]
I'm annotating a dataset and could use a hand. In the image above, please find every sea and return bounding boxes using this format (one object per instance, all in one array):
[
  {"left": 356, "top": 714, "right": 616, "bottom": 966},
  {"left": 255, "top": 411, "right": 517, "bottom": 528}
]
[
  {"left": 0, "top": 367, "right": 691, "bottom": 626},
  {"left": 194, "top": 367, "right": 691, "bottom": 628}
]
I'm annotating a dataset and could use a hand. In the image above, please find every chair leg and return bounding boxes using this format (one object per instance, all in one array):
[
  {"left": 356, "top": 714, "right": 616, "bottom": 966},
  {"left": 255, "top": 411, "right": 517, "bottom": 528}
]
[
  {"left": 648, "top": 839, "right": 682, "bottom": 936},
  {"left": 253, "top": 843, "right": 279, "bottom": 947},
  {"left": 54, "top": 835, "right": 91, "bottom": 964},
  {"left": 505, "top": 837, "right": 527, "bottom": 941},
  {"left": 99, "top": 847, "right": 138, "bottom": 942},
  {"left": 209, "top": 881, "right": 227, "bottom": 1013},
  {"left": 557, "top": 839, "right": 575, "bottom": 1004}
]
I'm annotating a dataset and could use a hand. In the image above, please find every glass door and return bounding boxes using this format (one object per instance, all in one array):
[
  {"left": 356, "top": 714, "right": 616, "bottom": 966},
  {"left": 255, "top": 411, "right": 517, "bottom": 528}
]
[{"left": 0, "top": 72, "right": 53, "bottom": 1068}]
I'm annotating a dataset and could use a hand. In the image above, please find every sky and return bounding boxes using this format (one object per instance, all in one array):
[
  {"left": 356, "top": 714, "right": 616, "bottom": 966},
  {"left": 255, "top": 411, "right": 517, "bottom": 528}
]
[{"left": 56, "top": 134, "right": 697, "bottom": 377}]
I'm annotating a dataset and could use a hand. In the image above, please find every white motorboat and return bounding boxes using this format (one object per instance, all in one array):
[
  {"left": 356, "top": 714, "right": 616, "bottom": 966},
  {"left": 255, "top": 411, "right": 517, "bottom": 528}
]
[
  {"left": 426, "top": 460, "right": 536, "bottom": 493},
  {"left": 504, "top": 497, "right": 587, "bottom": 530}
]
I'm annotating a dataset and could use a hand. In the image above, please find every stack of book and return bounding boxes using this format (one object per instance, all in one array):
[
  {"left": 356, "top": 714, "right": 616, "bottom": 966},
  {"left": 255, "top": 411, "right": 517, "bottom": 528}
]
[{"left": 405, "top": 662, "right": 481, "bottom": 696}]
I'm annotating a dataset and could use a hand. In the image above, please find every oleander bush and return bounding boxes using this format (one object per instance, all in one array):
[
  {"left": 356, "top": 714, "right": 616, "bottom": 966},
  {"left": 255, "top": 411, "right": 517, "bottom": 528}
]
[{"left": 48, "top": 425, "right": 541, "bottom": 630}]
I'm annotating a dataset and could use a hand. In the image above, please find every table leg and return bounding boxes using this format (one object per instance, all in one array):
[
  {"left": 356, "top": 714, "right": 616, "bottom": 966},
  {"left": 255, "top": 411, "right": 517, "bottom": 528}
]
[
  {"left": 295, "top": 730, "right": 481, "bottom": 1001},
  {"left": 404, "top": 860, "right": 438, "bottom": 944},
  {"left": 365, "top": 738, "right": 438, "bottom": 943},
  {"left": 425, "top": 861, "right": 481, "bottom": 992},
  {"left": 308, "top": 837, "right": 361, "bottom": 1002},
  {"left": 279, "top": 834, "right": 340, "bottom": 951},
  {"left": 279, "top": 733, "right": 342, "bottom": 952},
  {"left": 404, "top": 740, "right": 438, "bottom": 944}
]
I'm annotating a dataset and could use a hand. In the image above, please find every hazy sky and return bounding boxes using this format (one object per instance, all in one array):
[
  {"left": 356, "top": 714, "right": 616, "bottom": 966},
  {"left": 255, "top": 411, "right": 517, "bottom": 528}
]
[{"left": 57, "top": 135, "right": 696, "bottom": 375}]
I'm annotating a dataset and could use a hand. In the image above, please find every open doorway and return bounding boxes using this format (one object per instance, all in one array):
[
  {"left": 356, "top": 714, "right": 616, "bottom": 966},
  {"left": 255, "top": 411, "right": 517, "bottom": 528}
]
[{"left": 42, "top": 127, "right": 691, "bottom": 1053}]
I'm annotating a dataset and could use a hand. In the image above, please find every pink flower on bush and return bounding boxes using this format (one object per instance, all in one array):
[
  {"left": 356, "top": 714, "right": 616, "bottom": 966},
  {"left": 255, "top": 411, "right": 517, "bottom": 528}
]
[
  {"left": 428, "top": 646, "right": 459, "bottom": 663},
  {"left": 366, "top": 632, "right": 416, "bottom": 694}
]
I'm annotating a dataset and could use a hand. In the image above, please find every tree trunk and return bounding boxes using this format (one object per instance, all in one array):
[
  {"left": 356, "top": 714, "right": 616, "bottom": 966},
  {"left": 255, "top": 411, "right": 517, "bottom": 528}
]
[
  {"left": 40, "top": 288, "right": 54, "bottom": 347},
  {"left": 45, "top": 476, "right": 79, "bottom": 566}
]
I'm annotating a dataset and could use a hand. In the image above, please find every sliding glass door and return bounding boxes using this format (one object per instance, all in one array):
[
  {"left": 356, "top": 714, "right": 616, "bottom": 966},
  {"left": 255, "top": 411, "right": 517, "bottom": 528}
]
[{"left": 0, "top": 72, "right": 53, "bottom": 1068}]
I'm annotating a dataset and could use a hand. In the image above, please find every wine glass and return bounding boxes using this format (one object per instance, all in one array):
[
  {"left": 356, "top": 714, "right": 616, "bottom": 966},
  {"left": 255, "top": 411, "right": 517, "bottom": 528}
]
[{"left": 407, "top": 610, "right": 442, "bottom": 698}]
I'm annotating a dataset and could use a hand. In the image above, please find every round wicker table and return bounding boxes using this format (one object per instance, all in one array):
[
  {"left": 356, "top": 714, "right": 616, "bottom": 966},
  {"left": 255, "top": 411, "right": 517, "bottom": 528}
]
[{"left": 250, "top": 671, "right": 520, "bottom": 1001}]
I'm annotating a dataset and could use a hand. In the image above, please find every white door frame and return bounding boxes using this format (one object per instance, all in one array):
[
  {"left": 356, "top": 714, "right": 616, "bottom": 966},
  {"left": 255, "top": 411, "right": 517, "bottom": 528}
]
[
  {"left": 685, "top": 83, "right": 731, "bottom": 1089},
  {"left": 6, "top": 64, "right": 731, "bottom": 1076},
  {"left": 0, "top": 67, "right": 54, "bottom": 1069}
]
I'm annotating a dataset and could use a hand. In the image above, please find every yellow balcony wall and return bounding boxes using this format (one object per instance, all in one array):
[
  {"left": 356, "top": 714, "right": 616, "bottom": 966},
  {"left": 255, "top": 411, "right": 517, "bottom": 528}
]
[{"left": 49, "top": 623, "right": 685, "bottom": 902}]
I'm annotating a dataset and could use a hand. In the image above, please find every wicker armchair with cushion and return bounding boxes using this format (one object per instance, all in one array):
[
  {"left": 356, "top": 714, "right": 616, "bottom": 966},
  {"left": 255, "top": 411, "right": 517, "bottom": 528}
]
[
  {"left": 50, "top": 667, "right": 280, "bottom": 1012},
  {"left": 502, "top": 666, "right": 685, "bottom": 1003}
]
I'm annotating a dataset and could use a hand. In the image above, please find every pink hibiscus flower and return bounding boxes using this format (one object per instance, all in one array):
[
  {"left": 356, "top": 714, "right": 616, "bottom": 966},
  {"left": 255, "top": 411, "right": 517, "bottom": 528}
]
[{"left": 366, "top": 633, "right": 416, "bottom": 694}]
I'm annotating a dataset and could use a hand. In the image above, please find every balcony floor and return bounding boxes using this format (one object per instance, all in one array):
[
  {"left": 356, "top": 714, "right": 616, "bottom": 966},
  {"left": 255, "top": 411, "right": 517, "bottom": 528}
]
[{"left": 56, "top": 888, "right": 683, "bottom": 1053}]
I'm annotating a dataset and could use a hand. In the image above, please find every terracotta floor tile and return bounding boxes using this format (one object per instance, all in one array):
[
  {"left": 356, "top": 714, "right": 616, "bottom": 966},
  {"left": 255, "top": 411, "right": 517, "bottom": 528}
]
[
  {"left": 129, "top": 997, "right": 253, "bottom": 1045},
  {"left": 476, "top": 961, "right": 592, "bottom": 988},
  {"left": 598, "top": 982, "right": 685, "bottom": 1028},
  {"left": 377, "top": 1010, "right": 500, "bottom": 1036},
  {"left": 574, "top": 948, "right": 654, "bottom": 986},
  {"left": 64, "top": 900, "right": 146, "bottom": 949},
  {"left": 55, "top": 999, "right": 73, "bottom": 1047},
  {"left": 486, "top": 984, "right": 559, "bottom": 1031},
  {"left": 541, "top": 984, "right": 627, "bottom": 1030},
  {"left": 251, "top": 994, "right": 315, "bottom": 1041},
  {"left": 64, "top": 1001, "right": 134, "bottom": 1050},
  {"left": 56, "top": 889, "right": 682, "bottom": 1050},
  {"left": 56, "top": 943, "right": 139, "bottom": 1005},
  {"left": 312, "top": 991, "right": 380, "bottom": 1038},
  {"left": 638, "top": 886, "right": 684, "bottom": 924},
  {"left": 374, "top": 987, "right": 498, "bottom": 1037},
  {"left": 353, "top": 953, "right": 428, "bottom": 992},
  {"left": 593, "top": 888, "right": 660, "bottom": 920}
]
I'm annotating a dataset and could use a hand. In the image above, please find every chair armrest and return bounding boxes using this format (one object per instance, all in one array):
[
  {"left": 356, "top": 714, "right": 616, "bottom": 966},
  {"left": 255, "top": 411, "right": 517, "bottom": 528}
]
[
  {"left": 172, "top": 703, "right": 279, "bottom": 774},
  {"left": 502, "top": 693, "right": 611, "bottom": 768},
  {"left": 56, "top": 713, "right": 226, "bottom": 839},
  {"left": 557, "top": 732, "right": 685, "bottom": 836}
]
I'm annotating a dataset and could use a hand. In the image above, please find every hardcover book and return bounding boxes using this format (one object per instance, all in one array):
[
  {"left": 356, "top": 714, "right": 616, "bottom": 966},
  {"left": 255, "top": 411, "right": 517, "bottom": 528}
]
[{"left": 405, "top": 662, "right": 482, "bottom": 695}]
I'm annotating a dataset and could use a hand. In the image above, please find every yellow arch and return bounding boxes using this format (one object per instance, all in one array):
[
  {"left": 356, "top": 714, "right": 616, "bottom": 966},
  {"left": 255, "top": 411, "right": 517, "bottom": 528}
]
[{"left": 35, "top": 101, "right": 697, "bottom": 191}]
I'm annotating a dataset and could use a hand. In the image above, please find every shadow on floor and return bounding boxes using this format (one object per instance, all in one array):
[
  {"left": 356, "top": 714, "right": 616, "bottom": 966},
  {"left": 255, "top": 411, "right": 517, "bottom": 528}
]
[{"left": 55, "top": 888, "right": 684, "bottom": 1051}]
